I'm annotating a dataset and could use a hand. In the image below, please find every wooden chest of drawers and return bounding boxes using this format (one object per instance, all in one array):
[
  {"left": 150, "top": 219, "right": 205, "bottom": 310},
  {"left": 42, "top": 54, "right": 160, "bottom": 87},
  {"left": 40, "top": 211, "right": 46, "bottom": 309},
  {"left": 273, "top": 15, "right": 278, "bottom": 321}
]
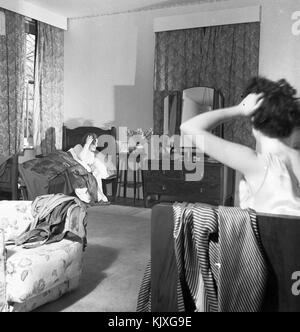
[{"left": 142, "top": 159, "right": 235, "bottom": 207}]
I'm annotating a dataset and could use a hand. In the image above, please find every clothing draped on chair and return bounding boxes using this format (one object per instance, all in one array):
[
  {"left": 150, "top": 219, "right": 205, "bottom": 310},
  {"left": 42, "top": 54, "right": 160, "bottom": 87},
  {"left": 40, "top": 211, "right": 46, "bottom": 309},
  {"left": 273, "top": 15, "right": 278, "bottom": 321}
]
[
  {"left": 153, "top": 22, "right": 260, "bottom": 148},
  {"left": 0, "top": 9, "right": 26, "bottom": 159},
  {"left": 173, "top": 203, "right": 268, "bottom": 312},
  {"left": 137, "top": 203, "right": 268, "bottom": 312},
  {"left": 15, "top": 194, "right": 87, "bottom": 249},
  {"left": 33, "top": 21, "right": 64, "bottom": 156},
  {"left": 136, "top": 260, "right": 152, "bottom": 312}
]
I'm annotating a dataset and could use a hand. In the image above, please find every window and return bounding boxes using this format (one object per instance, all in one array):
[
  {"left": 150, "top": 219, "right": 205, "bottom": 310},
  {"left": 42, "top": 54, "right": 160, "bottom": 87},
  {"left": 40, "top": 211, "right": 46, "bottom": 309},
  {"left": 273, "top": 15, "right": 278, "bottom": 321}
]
[{"left": 24, "top": 18, "right": 37, "bottom": 148}]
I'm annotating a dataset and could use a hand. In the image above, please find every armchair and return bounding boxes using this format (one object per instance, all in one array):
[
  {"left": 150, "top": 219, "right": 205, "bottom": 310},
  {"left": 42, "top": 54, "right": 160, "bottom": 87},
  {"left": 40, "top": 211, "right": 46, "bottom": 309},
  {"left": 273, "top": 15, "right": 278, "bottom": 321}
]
[{"left": 0, "top": 200, "right": 84, "bottom": 312}]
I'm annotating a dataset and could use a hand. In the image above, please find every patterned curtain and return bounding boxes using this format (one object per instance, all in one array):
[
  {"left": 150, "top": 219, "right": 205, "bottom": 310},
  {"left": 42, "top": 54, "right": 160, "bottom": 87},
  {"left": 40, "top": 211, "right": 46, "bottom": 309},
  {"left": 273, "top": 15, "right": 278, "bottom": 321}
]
[
  {"left": 168, "top": 91, "right": 183, "bottom": 136},
  {"left": 0, "top": 10, "right": 26, "bottom": 159},
  {"left": 154, "top": 22, "right": 260, "bottom": 147},
  {"left": 33, "top": 21, "right": 64, "bottom": 156}
]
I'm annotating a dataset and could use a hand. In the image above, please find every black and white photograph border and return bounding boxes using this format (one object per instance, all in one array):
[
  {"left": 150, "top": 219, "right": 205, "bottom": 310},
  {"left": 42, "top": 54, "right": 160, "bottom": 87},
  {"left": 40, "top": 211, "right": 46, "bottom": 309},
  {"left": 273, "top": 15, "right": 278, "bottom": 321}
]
[{"left": 0, "top": 0, "right": 300, "bottom": 318}]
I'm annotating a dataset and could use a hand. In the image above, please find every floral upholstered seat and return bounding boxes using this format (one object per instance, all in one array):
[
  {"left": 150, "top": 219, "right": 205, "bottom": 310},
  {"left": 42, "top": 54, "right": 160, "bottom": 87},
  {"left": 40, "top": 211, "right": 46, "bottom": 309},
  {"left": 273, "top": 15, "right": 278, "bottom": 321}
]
[{"left": 0, "top": 200, "right": 84, "bottom": 312}]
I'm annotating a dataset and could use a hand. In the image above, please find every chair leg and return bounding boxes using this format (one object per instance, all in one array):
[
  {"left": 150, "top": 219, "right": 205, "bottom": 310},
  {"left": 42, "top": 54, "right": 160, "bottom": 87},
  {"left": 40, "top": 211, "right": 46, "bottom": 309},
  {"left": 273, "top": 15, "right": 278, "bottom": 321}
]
[
  {"left": 20, "top": 186, "right": 29, "bottom": 201},
  {"left": 102, "top": 181, "right": 107, "bottom": 196},
  {"left": 112, "top": 179, "right": 118, "bottom": 202},
  {"left": 137, "top": 169, "right": 141, "bottom": 200},
  {"left": 117, "top": 171, "right": 122, "bottom": 198},
  {"left": 123, "top": 170, "right": 128, "bottom": 198},
  {"left": 141, "top": 170, "right": 147, "bottom": 208},
  {"left": 134, "top": 171, "right": 137, "bottom": 206}
]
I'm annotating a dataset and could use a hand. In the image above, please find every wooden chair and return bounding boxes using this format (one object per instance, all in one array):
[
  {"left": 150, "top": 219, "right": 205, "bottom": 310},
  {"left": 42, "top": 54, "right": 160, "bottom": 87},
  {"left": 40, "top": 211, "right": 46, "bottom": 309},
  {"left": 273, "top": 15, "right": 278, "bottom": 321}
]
[
  {"left": 0, "top": 155, "right": 19, "bottom": 200},
  {"left": 151, "top": 203, "right": 300, "bottom": 312},
  {"left": 62, "top": 126, "right": 119, "bottom": 202}
]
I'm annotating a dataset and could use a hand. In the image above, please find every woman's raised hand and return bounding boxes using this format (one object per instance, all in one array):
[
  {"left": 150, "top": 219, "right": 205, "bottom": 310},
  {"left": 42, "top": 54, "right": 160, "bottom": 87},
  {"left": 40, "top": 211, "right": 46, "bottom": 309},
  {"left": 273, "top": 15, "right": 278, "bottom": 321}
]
[{"left": 239, "top": 93, "right": 264, "bottom": 117}]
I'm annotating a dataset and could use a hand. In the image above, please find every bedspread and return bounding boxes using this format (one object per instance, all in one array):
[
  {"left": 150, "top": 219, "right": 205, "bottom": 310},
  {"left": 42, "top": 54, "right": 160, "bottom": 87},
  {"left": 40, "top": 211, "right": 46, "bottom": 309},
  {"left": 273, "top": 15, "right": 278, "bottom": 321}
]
[{"left": 20, "top": 151, "right": 98, "bottom": 202}]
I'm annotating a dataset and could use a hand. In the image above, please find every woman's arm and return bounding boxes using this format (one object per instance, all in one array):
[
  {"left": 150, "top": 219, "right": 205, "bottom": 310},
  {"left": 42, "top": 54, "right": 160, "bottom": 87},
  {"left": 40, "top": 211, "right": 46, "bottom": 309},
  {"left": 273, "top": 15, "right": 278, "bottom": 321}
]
[{"left": 180, "top": 93, "right": 264, "bottom": 177}]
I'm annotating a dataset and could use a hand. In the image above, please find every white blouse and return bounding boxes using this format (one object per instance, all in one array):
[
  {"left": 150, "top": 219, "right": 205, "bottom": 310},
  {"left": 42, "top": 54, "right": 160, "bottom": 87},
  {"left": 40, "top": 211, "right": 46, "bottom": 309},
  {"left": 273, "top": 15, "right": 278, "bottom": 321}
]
[{"left": 239, "top": 153, "right": 300, "bottom": 216}]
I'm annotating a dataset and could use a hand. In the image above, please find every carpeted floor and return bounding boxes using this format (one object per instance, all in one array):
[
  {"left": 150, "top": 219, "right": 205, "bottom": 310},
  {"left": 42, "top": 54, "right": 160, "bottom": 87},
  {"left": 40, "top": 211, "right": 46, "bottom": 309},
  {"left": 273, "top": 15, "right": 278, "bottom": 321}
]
[{"left": 35, "top": 204, "right": 151, "bottom": 312}]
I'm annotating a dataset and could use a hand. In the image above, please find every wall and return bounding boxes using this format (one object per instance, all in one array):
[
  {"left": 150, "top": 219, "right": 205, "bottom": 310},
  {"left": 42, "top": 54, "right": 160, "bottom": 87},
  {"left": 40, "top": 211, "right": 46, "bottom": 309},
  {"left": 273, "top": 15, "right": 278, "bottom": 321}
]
[
  {"left": 64, "top": 0, "right": 300, "bottom": 131},
  {"left": 259, "top": 0, "right": 300, "bottom": 89}
]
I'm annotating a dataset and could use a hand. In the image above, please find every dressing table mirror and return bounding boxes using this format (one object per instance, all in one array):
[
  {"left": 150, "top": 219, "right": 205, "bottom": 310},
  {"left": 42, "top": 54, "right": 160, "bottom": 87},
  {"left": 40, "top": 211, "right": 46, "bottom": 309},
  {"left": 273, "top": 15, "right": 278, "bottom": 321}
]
[
  {"left": 164, "top": 86, "right": 225, "bottom": 138},
  {"left": 142, "top": 86, "right": 235, "bottom": 207}
]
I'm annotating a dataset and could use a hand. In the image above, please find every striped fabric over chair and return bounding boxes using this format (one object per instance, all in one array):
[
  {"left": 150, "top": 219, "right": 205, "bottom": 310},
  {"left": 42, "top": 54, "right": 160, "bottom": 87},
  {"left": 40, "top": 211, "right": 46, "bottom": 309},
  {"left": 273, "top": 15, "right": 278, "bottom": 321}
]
[
  {"left": 173, "top": 203, "right": 218, "bottom": 312},
  {"left": 217, "top": 206, "right": 267, "bottom": 312},
  {"left": 136, "top": 261, "right": 151, "bottom": 312},
  {"left": 137, "top": 203, "right": 268, "bottom": 312},
  {"left": 173, "top": 203, "right": 268, "bottom": 312}
]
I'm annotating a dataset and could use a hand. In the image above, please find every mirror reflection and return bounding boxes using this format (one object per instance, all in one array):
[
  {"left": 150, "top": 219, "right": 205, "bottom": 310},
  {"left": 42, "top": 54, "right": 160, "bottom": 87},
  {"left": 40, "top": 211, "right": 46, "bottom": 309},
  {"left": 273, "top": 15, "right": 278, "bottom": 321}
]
[{"left": 163, "top": 87, "right": 225, "bottom": 138}]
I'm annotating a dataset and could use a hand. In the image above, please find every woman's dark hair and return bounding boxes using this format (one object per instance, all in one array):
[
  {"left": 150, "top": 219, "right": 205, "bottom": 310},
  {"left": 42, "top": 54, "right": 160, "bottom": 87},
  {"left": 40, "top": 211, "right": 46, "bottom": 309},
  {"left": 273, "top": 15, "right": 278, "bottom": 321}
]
[
  {"left": 81, "top": 133, "right": 98, "bottom": 146},
  {"left": 244, "top": 76, "right": 300, "bottom": 138}
]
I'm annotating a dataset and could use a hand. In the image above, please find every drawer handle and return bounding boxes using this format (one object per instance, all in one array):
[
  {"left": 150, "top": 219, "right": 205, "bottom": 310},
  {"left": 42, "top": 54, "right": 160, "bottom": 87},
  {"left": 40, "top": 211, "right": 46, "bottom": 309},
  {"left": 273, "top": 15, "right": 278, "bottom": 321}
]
[
  {"left": 161, "top": 185, "right": 167, "bottom": 191},
  {"left": 199, "top": 188, "right": 204, "bottom": 194}
]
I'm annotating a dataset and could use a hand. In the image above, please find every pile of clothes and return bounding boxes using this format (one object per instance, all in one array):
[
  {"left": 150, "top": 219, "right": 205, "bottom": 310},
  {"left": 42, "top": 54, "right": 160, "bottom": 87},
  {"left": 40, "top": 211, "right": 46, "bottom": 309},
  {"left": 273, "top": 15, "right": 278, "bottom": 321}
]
[
  {"left": 14, "top": 194, "right": 88, "bottom": 250},
  {"left": 19, "top": 151, "right": 99, "bottom": 203}
]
